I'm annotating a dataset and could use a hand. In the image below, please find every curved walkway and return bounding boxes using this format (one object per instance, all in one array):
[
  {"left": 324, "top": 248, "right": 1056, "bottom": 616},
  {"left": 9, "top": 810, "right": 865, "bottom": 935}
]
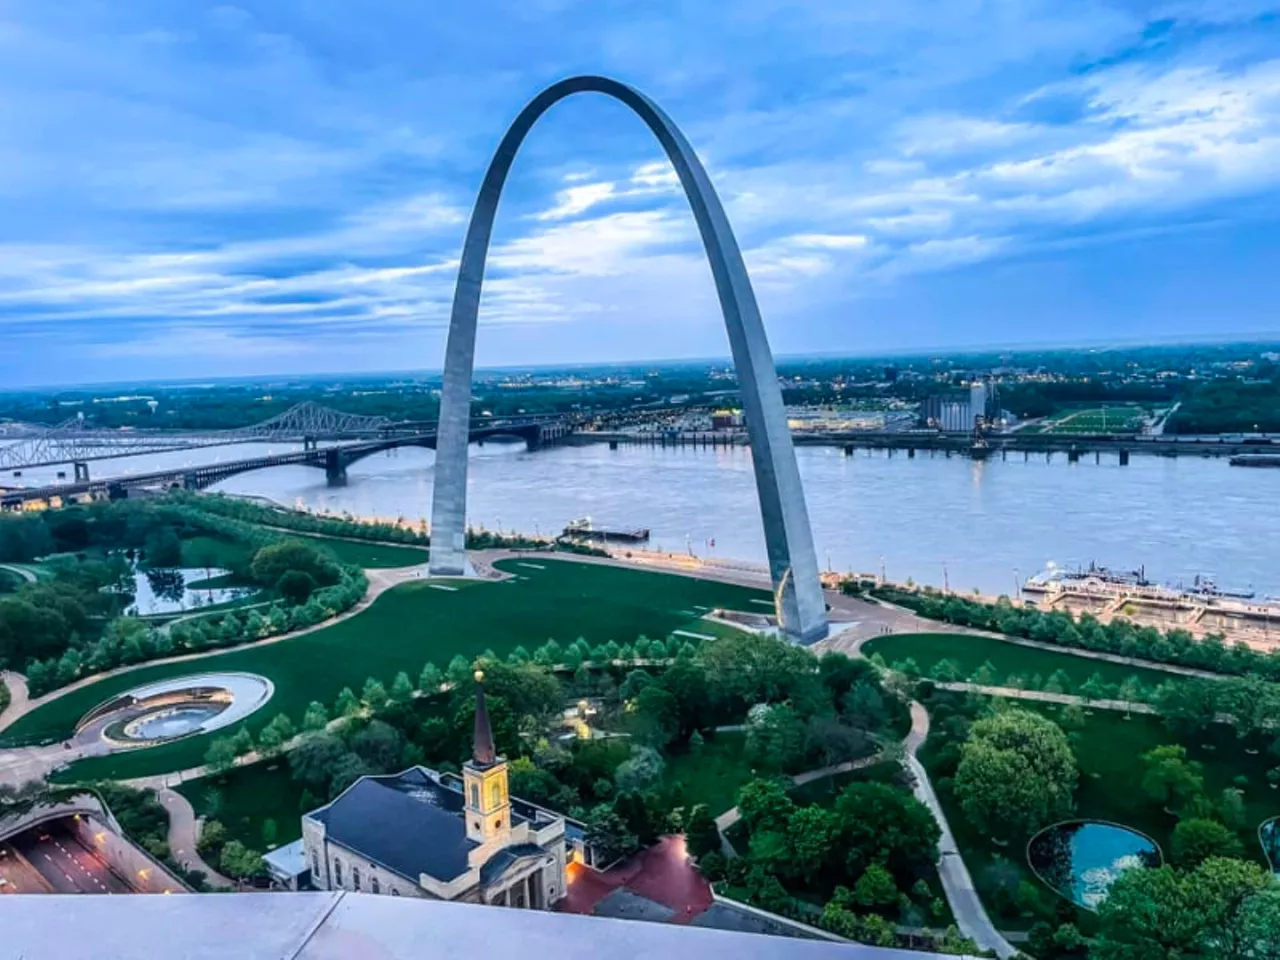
[
  {"left": 933, "top": 680, "right": 1157, "bottom": 715},
  {"left": 0, "top": 563, "right": 37, "bottom": 584},
  {"left": 712, "top": 752, "right": 890, "bottom": 854},
  {"left": 904, "top": 701, "right": 1017, "bottom": 960},
  {"left": 0, "top": 671, "right": 29, "bottom": 731},
  {"left": 156, "top": 788, "right": 234, "bottom": 889}
]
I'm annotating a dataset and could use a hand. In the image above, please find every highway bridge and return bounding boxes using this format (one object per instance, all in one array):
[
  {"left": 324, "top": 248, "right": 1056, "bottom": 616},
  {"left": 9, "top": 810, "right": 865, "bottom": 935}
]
[
  {"left": 0, "top": 416, "right": 572, "bottom": 511},
  {"left": 0, "top": 402, "right": 577, "bottom": 474}
]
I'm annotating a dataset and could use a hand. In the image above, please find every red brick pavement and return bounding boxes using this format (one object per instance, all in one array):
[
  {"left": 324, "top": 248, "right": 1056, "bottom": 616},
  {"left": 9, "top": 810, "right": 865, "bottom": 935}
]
[{"left": 558, "top": 835, "right": 713, "bottom": 924}]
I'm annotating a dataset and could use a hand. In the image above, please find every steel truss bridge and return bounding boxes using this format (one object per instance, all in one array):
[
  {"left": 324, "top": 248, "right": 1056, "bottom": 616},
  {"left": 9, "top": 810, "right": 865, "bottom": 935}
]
[
  {"left": 0, "top": 402, "right": 570, "bottom": 473},
  {"left": 0, "top": 415, "right": 572, "bottom": 511}
]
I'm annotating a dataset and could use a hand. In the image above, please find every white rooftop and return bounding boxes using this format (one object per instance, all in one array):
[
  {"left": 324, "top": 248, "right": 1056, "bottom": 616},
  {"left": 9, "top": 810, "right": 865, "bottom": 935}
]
[{"left": 0, "top": 892, "right": 974, "bottom": 959}]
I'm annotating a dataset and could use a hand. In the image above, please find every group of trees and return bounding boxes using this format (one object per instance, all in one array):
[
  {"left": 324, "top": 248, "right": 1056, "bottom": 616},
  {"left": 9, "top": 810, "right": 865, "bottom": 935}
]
[
  {"left": 14, "top": 510, "right": 368, "bottom": 697},
  {"left": 705, "top": 774, "right": 953, "bottom": 947},
  {"left": 1093, "top": 856, "right": 1280, "bottom": 958},
  {"left": 873, "top": 587, "right": 1280, "bottom": 682},
  {"left": 170, "top": 492, "right": 431, "bottom": 547}
]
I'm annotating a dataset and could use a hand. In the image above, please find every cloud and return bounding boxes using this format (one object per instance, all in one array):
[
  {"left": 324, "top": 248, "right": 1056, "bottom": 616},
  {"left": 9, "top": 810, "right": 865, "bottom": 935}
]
[{"left": 1, "top": 0, "right": 1280, "bottom": 382}]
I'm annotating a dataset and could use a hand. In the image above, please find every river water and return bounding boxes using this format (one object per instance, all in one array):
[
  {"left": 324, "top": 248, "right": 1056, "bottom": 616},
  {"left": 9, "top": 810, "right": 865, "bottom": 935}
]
[{"left": 13, "top": 440, "right": 1278, "bottom": 597}]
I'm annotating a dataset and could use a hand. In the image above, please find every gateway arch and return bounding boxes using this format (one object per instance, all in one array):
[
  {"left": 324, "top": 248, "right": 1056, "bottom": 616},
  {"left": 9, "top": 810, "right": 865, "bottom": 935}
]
[{"left": 429, "top": 76, "right": 828, "bottom": 644}]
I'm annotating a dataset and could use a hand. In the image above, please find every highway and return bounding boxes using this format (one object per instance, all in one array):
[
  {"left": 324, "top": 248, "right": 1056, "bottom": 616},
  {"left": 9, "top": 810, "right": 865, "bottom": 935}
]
[{"left": 11, "top": 821, "right": 133, "bottom": 894}]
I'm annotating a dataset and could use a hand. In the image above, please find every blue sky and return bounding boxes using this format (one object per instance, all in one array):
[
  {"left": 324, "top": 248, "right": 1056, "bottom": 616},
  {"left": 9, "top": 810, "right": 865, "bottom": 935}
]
[{"left": 2, "top": 1, "right": 1280, "bottom": 386}]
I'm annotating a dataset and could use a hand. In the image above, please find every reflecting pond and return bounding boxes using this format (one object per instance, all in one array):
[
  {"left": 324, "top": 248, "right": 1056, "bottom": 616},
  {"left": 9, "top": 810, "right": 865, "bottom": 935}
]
[
  {"left": 123, "top": 565, "right": 255, "bottom": 616},
  {"left": 1262, "top": 817, "right": 1280, "bottom": 879},
  {"left": 1028, "top": 821, "right": 1162, "bottom": 910}
]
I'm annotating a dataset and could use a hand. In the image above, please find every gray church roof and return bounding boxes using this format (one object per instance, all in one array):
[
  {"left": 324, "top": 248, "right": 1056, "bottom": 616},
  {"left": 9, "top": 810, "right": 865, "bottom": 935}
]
[{"left": 309, "top": 768, "right": 479, "bottom": 883}]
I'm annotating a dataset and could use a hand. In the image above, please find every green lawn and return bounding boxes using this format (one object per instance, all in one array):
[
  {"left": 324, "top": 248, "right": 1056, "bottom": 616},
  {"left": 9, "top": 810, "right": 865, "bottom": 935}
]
[
  {"left": 663, "top": 733, "right": 753, "bottom": 815},
  {"left": 175, "top": 759, "right": 307, "bottom": 853},
  {"left": 864, "top": 632, "right": 1188, "bottom": 692},
  {"left": 181, "top": 531, "right": 430, "bottom": 571},
  {"left": 12, "top": 558, "right": 769, "bottom": 781},
  {"left": 1036, "top": 406, "right": 1151, "bottom": 435},
  {"left": 923, "top": 698, "right": 1278, "bottom": 930}
]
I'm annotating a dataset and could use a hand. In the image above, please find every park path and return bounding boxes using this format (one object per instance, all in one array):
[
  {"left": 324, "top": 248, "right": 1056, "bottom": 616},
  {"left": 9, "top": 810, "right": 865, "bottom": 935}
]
[
  {"left": 0, "top": 671, "right": 29, "bottom": 731},
  {"left": 903, "top": 701, "right": 1017, "bottom": 960},
  {"left": 932, "top": 680, "right": 1157, "bottom": 715},
  {"left": 156, "top": 788, "right": 234, "bottom": 889},
  {"left": 713, "top": 751, "right": 894, "bottom": 856},
  {"left": 0, "top": 563, "right": 37, "bottom": 584}
]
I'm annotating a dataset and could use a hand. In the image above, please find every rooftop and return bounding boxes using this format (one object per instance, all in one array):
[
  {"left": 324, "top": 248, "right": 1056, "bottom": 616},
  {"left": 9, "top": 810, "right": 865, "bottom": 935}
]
[
  {"left": 308, "top": 768, "right": 478, "bottom": 883},
  {"left": 0, "top": 893, "right": 973, "bottom": 960}
]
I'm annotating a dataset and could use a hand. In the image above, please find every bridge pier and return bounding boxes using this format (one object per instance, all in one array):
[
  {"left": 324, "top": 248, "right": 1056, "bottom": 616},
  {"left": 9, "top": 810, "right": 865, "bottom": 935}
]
[
  {"left": 1067, "top": 449, "right": 1080, "bottom": 463},
  {"left": 609, "top": 440, "right": 618, "bottom": 451},
  {"left": 843, "top": 444, "right": 853, "bottom": 456},
  {"left": 1119, "top": 449, "right": 1130, "bottom": 466},
  {"left": 324, "top": 449, "right": 348, "bottom": 487},
  {"left": 303, "top": 436, "right": 318, "bottom": 452},
  {"left": 907, "top": 448, "right": 915, "bottom": 458},
  {"left": 73, "top": 461, "right": 90, "bottom": 483}
]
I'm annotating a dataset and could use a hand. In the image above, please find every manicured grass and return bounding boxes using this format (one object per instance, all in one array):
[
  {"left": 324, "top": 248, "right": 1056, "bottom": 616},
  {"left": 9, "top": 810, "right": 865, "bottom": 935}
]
[
  {"left": 175, "top": 759, "right": 307, "bottom": 853},
  {"left": 15, "top": 558, "right": 769, "bottom": 781},
  {"left": 922, "top": 698, "right": 1277, "bottom": 930},
  {"left": 291, "top": 535, "right": 430, "bottom": 569},
  {"left": 663, "top": 733, "right": 753, "bottom": 815},
  {"left": 1037, "top": 405, "right": 1151, "bottom": 435},
  {"left": 181, "top": 531, "right": 430, "bottom": 571},
  {"left": 864, "top": 632, "right": 1187, "bottom": 691}
]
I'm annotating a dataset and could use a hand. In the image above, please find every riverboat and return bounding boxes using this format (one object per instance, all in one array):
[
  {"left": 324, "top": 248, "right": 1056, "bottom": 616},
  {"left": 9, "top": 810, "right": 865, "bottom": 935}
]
[{"left": 561, "top": 517, "right": 650, "bottom": 543}]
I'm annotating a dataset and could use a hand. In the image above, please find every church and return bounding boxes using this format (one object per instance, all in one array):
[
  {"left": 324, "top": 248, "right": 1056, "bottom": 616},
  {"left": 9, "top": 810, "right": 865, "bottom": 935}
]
[{"left": 301, "top": 671, "right": 571, "bottom": 908}]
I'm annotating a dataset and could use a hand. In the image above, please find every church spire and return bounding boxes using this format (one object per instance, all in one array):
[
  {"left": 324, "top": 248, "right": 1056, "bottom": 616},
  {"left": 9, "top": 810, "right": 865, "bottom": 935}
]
[{"left": 472, "top": 670, "right": 497, "bottom": 767}]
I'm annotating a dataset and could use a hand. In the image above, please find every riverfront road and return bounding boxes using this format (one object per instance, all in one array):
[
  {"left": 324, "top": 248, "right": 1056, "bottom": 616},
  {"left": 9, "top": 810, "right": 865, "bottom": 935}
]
[{"left": 12, "top": 821, "right": 132, "bottom": 894}]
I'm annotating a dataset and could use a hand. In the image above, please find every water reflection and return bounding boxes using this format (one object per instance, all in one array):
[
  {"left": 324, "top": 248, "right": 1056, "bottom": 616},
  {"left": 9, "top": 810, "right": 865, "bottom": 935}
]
[
  {"left": 1261, "top": 817, "right": 1280, "bottom": 879},
  {"left": 1028, "top": 821, "right": 1162, "bottom": 910},
  {"left": 123, "top": 564, "right": 254, "bottom": 616}
]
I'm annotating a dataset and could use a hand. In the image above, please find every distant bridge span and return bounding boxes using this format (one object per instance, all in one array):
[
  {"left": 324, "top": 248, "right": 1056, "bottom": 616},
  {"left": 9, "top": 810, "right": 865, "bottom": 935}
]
[
  {"left": 0, "top": 419, "right": 570, "bottom": 510},
  {"left": 0, "top": 402, "right": 572, "bottom": 473}
]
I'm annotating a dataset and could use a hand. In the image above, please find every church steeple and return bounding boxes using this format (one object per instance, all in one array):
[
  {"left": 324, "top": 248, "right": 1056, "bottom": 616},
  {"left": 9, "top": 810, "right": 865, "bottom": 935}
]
[
  {"left": 463, "top": 670, "right": 510, "bottom": 845},
  {"left": 472, "top": 669, "right": 497, "bottom": 767}
]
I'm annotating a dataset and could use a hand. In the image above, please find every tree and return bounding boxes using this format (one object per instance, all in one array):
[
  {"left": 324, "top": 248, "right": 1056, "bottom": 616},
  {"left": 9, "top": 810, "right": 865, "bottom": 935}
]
[
  {"left": 832, "top": 781, "right": 940, "bottom": 880},
  {"left": 1234, "top": 885, "right": 1280, "bottom": 960},
  {"left": 1219, "top": 787, "right": 1247, "bottom": 830},
  {"left": 1140, "top": 745, "right": 1204, "bottom": 813},
  {"left": 446, "top": 654, "right": 473, "bottom": 688},
  {"left": 289, "top": 732, "right": 348, "bottom": 793},
  {"left": 418, "top": 661, "right": 442, "bottom": 693},
  {"left": 788, "top": 805, "right": 836, "bottom": 878},
  {"left": 204, "top": 737, "right": 238, "bottom": 776},
  {"left": 361, "top": 677, "right": 388, "bottom": 710},
  {"left": 614, "top": 746, "right": 665, "bottom": 794},
  {"left": 1118, "top": 676, "right": 1146, "bottom": 716},
  {"left": 842, "top": 680, "right": 889, "bottom": 732},
  {"left": 219, "top": 840, "right": 264, "bottom": 879},
  {"left": 854, "top": 862, "right": 899, "bottom": 908},
  {"left": 351, "top": 720, "right": 405, "bottom": 771},
  {"left": 953, "top": 709, "right": 1078, "bottom": 838},
  {"left": 257, "top": 714, "right": 295, "bottom": 757},
  {"left": 390, "top": 671, "right": 415, "bottom": 703},
  {"left": 276, "top": 570, "right": 318, "bottom": 605},
  {"left": 230, "top": 727, "right": 254, "bottom": 757},
  {"left": 585, "top": 804, "right": 638, "bottom": 865},
  {"left": 736, "top": 779, "right": 795, "bottom": 834},
  {"left": 1080, "top": 672, "right": 1112, "bottom": 703},
  {"left": 631, "top": 684, "right": 679, "bottom": 748},
  {"left": 250, "top": 540, "right": 340, "bottom": 589},
  {"left": 745, "top": 702, "right": 807, "bottom": 773},
  {"left": 1171, "top": 818, "right": 1244, "bottom": 868},
  {"left": 303, "top": 701, "right": 330, "bottom": 732},
  {"left": 327, "top": 752, "right": 373, "bottom": 798},
  {"left": 685, "top": 804, "right": 722, "bottom": 861},
  {"left": 971, "top": 660, "right": 999, "bottom": 686},
  {"left": 334, "top": 686, "right": 360, "bottom": 718},
  {"left": 144, "top": 525, "right": 183, "bottom": 567}
]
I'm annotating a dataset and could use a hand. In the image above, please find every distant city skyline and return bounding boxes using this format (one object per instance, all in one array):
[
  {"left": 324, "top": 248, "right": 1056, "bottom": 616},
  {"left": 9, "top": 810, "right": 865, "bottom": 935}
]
[{"left": 2, "top": 1, "right": 1280, "bottom": 386}]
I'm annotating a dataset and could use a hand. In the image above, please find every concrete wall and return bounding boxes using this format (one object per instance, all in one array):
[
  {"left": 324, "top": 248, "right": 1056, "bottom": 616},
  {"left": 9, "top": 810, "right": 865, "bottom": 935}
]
[{"left": 71, "top": 815, "right": 186, "bottom": 894}]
